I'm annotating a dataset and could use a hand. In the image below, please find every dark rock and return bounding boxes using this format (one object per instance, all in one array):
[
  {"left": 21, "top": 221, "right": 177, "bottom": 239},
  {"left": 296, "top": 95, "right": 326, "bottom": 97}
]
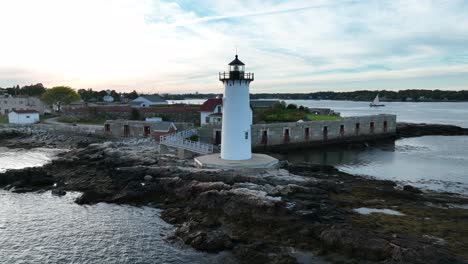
[
  {"left": 144, "top": 175, "right": 153, "bottom": 181},
  {"left": 397, "top": 123, "right": 468, "bottom": 138},
  {"left": 403, "top": 185, "right": 423, "bottom": 194},
  {"left": 233, "top": 242, "right": 298, "bottom": 264},
  {"left": 51, "top": 188, "right": 67, "bottom": 196},
  {"left": 75, "top": 191, "right": 112, "bottom": 204},
  {"left": 189, "top": 229, "right": 233, "bottom": 252}
]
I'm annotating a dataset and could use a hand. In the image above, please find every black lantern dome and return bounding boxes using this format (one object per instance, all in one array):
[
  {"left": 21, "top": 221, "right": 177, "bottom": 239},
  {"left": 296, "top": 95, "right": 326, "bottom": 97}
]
[{"left": 219, "top": 55, "right": 254, "bottom": 82}]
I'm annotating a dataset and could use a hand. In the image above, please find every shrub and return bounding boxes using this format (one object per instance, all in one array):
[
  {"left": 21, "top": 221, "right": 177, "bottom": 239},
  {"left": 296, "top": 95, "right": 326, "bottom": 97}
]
[{"left": 131, "top": 109, "right": 141, "bottom": 120}]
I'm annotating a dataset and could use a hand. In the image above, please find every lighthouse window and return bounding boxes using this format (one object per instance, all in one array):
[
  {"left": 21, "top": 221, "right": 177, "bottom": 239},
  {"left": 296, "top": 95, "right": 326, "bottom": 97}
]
[{"left": 245, "top": 131, "right": 249, "bottom": 140}]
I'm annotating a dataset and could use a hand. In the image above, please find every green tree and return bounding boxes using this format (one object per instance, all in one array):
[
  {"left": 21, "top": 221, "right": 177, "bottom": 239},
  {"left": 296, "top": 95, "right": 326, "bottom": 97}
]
[
  {"left": 130, "top": 108, "right": 141, "bottom": 120},
  {"left": 128, "top": 90, "right": 139, "bottom": 100},
  {"left": 20, "top": 83, "right": 46, "bottom": 96},
  {"left": 41, "top": 86, "right": 80, "bottom": 112},
  {"left": 286, "top": 103, "right": 298, "bottom": 109}
]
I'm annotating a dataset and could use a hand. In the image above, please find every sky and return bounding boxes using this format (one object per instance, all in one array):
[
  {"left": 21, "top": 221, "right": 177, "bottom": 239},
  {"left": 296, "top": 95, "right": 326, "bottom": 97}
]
[{"left": 0, "top": 0, "right": 467, "bottom": 93}]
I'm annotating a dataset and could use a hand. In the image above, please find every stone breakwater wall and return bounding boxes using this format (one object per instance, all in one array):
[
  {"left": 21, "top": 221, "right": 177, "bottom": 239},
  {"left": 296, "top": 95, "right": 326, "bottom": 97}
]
[
  {"left": 199, "top": 114, "right": 397, "bottom": 150},
  {"left": 63, "top": 105, "right": 200, "bottom": 124},
  {"left": 0, "top": 123, "right": 104, "bottom": 136}
]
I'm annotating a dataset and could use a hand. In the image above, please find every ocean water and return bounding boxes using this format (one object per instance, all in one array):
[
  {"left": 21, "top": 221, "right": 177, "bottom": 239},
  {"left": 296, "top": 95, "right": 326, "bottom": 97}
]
[
  {"left": 0, "top": 148, "right": 233, "bottom": 263},
  {"left": 275, "top": 136, "right": 468, "bottom": 194},
  {"left": 0, "top": 147, "right": 66, "bottom": 173},
  {"left": 0, "top": 190, "right": 232, "bottom": 264},
  {"left": 171, "top": 99, "right": 468, "bottom": 128},
  {"left": 284, "top": 100, "right": 468, "bottom": 128}
]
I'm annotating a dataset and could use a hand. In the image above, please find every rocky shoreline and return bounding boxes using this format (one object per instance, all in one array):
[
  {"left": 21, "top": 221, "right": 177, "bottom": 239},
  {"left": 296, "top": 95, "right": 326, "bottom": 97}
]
[
  {"left": 396, "top": 122, "right": 468, "bottom": 138},
  {"left": 1, "top": 123, "right": 468, "bottom": 263}
]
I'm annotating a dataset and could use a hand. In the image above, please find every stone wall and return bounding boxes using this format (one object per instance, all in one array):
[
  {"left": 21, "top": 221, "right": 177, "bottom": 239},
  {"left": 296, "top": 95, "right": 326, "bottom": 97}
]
[
  {"left": 199, "top": 114, "right": 397, "bottom": 150},
  {"left": 103, "top": 120, "right": 194, "bottom": 140},
  {"left": 63, "top": 105, "right": 200, "bottom": 124},
  {"left": 0, "top": 123, "right": 104, "bottom": 136}
]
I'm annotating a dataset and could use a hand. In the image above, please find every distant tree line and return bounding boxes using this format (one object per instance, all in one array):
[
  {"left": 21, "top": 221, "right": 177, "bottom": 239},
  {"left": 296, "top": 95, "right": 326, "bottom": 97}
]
[
  {"left": 0, "top": 84, "right": 141, "bottom": 103},
  {"left": 161, "top": 90, "right": 468, "bottom": 102},
  {"left": 76, "top": 88, "right": 139, "bottom": 102},
  {"left": 0, "top": 83, "right": 47, "bottom": 97},
  {"left": 2, "top": 85, "right": 467, "bottom": 102}
]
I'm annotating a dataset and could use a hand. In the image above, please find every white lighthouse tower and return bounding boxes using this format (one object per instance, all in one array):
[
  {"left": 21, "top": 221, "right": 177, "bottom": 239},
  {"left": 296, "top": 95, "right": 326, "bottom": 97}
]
[
  {"left": 219, "top": 55, "right": 254, "bottom": 160},
  {"left": 194, "top": 55, "right": 278, "bottom": 169}
]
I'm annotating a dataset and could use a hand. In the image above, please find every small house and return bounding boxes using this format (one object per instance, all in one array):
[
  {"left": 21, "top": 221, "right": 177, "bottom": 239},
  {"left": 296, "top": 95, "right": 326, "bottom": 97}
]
[
  {"left": 200, "top": 98, "right": 223, "bottom": 125},
  {"left": 200, "top": 98, "right": 264, "bottom": 126},
  {"left": 8, "top": 110, "right": 40, "bottom": 124},
  {"left": 130, "top": 95, "right": 168, "bottom": 108}
]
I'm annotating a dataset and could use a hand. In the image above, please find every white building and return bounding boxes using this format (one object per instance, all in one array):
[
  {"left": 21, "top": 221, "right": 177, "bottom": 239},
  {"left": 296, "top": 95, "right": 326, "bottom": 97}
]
[
  {"left": 130, "top": 95, "right": 168, "bottom": 108},
  {"left": 103, "top": 90, "right": 115, "bottom": 103},
  {"left": 199, "top": 98, "right": 223, "bottom": 125},
  {"left": 219, "top": 55, "right": 254, "bottom": 160},
  {"left": 0, "top": 95, "right": 49, "bottom": 115},
  {"left": 8, "top": 110, "right": 40, "bottom": 124},
  {"left": 145, "top": 117, "right": 163, "bottom": 122},
  {"left": 199, "top": 99, "right": 278, "bottom": 126}
]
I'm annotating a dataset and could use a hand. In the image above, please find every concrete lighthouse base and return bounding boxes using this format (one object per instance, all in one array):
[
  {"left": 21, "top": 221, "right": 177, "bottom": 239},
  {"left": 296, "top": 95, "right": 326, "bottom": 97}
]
[{"left": 194, "top": 153, "right": 279, "bottom": 170}]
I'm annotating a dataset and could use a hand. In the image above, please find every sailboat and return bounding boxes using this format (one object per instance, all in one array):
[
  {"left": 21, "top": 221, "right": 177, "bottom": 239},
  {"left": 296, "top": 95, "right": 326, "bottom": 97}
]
[{"left": 369, "top": 94, "right": 385, "bottom": 107}]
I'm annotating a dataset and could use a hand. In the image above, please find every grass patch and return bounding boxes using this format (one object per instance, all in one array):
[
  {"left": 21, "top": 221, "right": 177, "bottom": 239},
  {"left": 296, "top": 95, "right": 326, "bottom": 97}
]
[
  {"left": 306, "top": 114, "right": 343, "bottom": 121},
  {"left": 0, "top": 115, "right": 8, "bottom": 124},
  {"left": 256, "top": 108, "right": 343, "bottom": 123},
  {"left": 40, "top": 114, "right": 57, "bottom": 122}
]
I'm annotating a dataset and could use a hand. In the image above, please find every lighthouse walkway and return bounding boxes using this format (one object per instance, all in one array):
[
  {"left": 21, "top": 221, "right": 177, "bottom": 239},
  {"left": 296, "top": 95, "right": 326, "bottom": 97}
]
[{"left": 160, "top": 128, "right": 214, "bottom": 155}]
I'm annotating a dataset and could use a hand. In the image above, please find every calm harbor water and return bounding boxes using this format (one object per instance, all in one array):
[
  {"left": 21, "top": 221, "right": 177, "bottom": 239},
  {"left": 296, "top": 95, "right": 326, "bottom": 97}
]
[
  {"left": 274, "top": 136, "right": 468, "bottom": 194},
  {"left": 171, "top": 99, "right": 468, "bottom": 127},
  {"left": 0, "top": 147, "right": 65, "bottom": 173},
  {"left": 0, "top": 190, "right": 233, "bottom": 263},
  {"left": 0, "top": 149, "right": 234, "bottom": 264}
]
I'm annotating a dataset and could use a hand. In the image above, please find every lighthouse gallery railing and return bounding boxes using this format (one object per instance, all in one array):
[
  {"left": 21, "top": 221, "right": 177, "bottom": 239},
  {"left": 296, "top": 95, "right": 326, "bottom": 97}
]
[{"left": 219, "top": 72, "right": 254, "bottom": 81}]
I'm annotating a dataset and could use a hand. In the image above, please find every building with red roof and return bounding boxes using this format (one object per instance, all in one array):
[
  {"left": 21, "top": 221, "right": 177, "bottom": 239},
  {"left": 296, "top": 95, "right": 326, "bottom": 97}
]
[{"left": 200, "top": 98, "right": 223, "bottom": 125}]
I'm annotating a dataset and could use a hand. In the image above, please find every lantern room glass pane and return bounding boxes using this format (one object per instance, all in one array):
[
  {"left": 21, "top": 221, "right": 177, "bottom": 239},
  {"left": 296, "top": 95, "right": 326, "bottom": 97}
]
[{"left": 230, "top": 65, "right": 245, "bottom": 72}]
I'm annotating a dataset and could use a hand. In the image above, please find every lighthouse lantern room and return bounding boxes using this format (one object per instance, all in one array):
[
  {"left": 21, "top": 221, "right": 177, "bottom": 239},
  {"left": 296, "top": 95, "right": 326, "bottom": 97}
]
[{"left": 219, "top": 55, "right": 254, "bottom": 160}]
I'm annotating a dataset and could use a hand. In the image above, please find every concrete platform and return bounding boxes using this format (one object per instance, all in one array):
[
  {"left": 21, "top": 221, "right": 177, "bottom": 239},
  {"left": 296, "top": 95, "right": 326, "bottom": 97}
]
[{"left": 194, "top": 153, "right": 279, "bottom": 169}]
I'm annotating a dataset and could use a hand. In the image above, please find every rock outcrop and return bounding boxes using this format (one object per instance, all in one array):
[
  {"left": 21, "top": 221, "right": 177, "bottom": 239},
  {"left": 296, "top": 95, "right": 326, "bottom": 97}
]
[{"left": 397, "top": 122, "right": 468, "bottom": 138}]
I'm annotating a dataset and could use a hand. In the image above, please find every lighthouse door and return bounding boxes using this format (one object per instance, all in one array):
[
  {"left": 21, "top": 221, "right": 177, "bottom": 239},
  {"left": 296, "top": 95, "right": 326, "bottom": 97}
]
[{"left": 215, "top": 130, "right": 222, "bottom": 145}]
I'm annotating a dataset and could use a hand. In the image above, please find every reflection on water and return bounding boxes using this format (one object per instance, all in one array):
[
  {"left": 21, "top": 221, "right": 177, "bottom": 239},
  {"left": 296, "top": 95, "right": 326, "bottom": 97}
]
[
  {"left": 0, "top": 191, "right": 233, "bottom": 264},
  {"left": 277, "top": 136, "right": 468, "bottom": 194}
]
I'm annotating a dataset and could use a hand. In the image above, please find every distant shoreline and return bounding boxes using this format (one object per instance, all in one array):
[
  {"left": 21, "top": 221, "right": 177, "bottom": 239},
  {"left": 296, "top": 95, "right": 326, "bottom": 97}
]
[{"left": 172, "top": 98, "right": 468, "bottom": 103}]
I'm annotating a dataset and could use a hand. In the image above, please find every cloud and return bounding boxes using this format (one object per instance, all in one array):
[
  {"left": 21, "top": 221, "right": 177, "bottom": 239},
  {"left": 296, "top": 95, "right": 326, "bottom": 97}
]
[{"left": 0, "top": 0, "right": 467, "bottom": 92}]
